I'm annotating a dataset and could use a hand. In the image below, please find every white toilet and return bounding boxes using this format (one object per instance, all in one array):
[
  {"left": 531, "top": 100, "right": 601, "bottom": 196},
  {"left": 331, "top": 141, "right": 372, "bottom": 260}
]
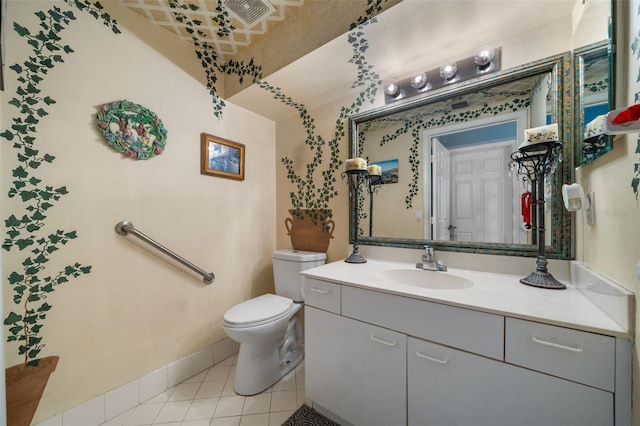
[{"left": 222, "top": 249, "right": 326, "bottom": 396}]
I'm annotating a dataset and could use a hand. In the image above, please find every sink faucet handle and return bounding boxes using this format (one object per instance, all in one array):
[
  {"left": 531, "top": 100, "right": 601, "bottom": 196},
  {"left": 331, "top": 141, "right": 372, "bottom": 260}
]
[{"left": 424, "top": 245, "right": 434, "bottom": 257}]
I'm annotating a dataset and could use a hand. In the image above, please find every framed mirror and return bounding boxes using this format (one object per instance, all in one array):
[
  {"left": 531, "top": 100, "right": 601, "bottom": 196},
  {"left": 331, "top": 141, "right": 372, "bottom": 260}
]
[
  {"left": 574, "top": 40, "right": 614, "bottom": 167},
  {"left": 348, "top": 53, "right": 572, "bottom": 259}
]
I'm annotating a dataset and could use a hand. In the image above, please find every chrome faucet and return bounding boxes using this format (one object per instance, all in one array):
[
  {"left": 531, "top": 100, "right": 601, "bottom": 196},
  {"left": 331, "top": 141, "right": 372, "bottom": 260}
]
[{"left": 417, "top": 245, "right": 447, "bottom": 271}]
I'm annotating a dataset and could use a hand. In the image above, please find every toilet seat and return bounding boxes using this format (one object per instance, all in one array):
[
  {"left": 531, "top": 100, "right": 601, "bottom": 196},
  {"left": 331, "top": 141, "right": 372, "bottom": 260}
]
[{"left": 224, "top": 294, "right": 294, "bottom": 329}]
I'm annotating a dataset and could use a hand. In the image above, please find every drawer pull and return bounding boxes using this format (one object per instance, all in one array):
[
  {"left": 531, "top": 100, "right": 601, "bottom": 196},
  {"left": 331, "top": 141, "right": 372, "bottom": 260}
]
[
  {"left": 416, "top": 350, "right": 449, "bottom": 364},
  {"left": 370, "top": 334, "right": 397, "bottom": 346},
  {"left": 531, "top": 336, "right": 584, "bottom": 353},
  {"left": 310, "top": 286, "right": 330, "bottom": 294}
]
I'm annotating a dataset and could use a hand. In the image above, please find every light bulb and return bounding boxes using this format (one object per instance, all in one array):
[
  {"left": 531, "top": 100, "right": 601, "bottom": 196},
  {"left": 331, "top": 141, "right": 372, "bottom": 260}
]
[
  {"left": 410, "top": 72, "right": 428, "bottom": 89},
  {"left": 474, "top": 45, "right": 496, "bottom": 67},
  {"left": 439, "top": 62, "right": 457, "bottom": 80},
  {"left": 383, "top": 79, "right": 400, "bottom": 97}
]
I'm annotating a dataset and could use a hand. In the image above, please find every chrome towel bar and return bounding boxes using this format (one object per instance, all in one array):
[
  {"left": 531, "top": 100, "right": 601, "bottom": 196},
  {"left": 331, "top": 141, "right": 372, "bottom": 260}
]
[{"left": 115, "top": 221, "right": 215, "bottom": 284}]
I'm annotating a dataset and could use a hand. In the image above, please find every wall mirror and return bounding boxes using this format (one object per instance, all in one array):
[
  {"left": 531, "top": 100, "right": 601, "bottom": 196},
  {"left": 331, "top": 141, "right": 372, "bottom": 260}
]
[
  {"left": 349, "top": 54, "right": 572, "bottom": 259},
  {"left": 574, "top": 40, "right": 614, "bottom": 167},
  {"left": 572, "top": 0, "right": 615, "bottom": 167}
]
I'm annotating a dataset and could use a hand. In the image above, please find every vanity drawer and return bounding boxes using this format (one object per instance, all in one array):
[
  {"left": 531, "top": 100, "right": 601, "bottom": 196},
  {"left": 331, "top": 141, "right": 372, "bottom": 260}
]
[
  {"left": 505, "top": 317, "right": 615, "bottom": 391},
  {"left": 303, "top": 278, "right": 341, "bottom": 314},
  {"left": 342, "top": 286, "right": 504, "bottom": 360}
]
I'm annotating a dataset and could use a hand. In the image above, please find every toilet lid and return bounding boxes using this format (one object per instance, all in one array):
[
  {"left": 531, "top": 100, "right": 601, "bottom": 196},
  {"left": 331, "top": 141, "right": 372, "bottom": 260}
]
[{"left": 224, "top": 294, "right": 294, "bottom": 326}]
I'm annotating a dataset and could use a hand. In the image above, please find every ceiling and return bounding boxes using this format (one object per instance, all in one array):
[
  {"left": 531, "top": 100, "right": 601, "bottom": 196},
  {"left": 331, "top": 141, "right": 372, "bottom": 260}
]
[
  {"left": 120, "top": 0, "right": 307, "bottom": 60},
  {"left": 117, "top": 0, "right": 579, "bottom": 121}
]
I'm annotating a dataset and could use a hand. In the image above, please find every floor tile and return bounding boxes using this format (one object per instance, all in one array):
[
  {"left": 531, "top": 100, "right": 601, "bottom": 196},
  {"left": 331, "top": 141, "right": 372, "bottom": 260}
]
[
  {"left": 183, "top": 370, "right": 207, "bottom": 384},
  {"left": 239, "top": 413, "right": 270, "bottom": 426},
  {"left": 153, "top": 401, "right": 191, "bottom": 423},
  {"left": 123, "top": 403, "right": 164, "bottom": 426},
  {"left": 102, "top": 408, "right": 133, "bottom": 426},
  {"left": 169, "top": 383, "right": 201, "bottom": 401},
  {"left": 144, "top": 388, "right": 173, "bottom": 405},
  {"left": 272, "top": 371, "right": 296, "bottom": 392},
  {"left": 181, "top": 420, "right": 211, "bottom": 426},
  {"left": 295, "top": 372, "right": 305, "bottom": 390},
  {"left": 270, "top": 390, "right": 298, "bottom": 412},
  {"left": 196, "top": 380, "right": 226, "bottom": 399},
  {"left": 268, "top": 410, "right": 294, "bottom": 426},
  {"left": 242, "top": 393, "right": 271, "bottom": 415},
  {"left": 296, "top": 389, "right": 310, "bottom": 408},
  {"left": 214, "top": 395, "right": 246, "bottom": 418},
  {"left": 221, "top": 374, "right": 237, "bottom": 396},
  {"left": 210, "top": 416, "right": 241, "bottom": 426},
  {"left": 183, "top": 397, "right": 219, "bottom": 421},
  {"left": 100, "top": 352, "right": 308, "bottom": 426},
  {"left": 205, "top": 364, "right": 232, "bottom": 382}
]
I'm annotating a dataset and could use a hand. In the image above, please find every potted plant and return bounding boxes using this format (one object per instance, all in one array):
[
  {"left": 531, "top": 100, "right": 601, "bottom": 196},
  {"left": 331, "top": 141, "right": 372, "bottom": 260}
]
[
  {"left": 258, "top": 23, "right": 381, "bottom": 253},
  {"left": 1, "top": 3, "right": 117, "bottom": 424}
]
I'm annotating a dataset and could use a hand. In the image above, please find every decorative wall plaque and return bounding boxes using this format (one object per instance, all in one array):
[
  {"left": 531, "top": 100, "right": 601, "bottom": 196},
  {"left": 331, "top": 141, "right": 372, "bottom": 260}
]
[{"left": 97, "top": 100, "right": 167, "bottom": 160}]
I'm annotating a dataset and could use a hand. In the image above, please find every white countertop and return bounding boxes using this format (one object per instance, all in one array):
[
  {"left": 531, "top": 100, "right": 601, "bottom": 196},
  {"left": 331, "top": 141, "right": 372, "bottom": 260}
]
[{"left": 301, "top": 258, "right": 632, "bottom": 338}]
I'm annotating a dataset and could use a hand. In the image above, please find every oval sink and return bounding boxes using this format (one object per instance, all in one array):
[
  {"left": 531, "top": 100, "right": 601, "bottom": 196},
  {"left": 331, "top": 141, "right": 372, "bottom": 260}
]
[{"left": 378, "top": 268, "right": 473, "bottom": 290}]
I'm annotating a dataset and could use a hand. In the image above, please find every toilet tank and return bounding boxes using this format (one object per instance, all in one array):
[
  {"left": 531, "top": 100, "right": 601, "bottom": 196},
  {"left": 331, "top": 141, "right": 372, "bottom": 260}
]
[{"left": 273, "top": 249, "right": 326, "bottom": 302}]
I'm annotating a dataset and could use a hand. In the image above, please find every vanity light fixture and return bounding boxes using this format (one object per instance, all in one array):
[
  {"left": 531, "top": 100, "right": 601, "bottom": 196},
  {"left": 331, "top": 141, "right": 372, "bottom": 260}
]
[
  {"left": 474, "top": 45, "right": 496, "bottom": 72},
  {"left": 382, "top": 46, "right": 502, "bottom": 104},
  {"left": 383, "top": 79, "right": 402, "bottom": 97},
  {"left": 410, "top": 72, "right": 429, "bottom": 90},
  {"left": 439, "top": 61, "right": 458, "bottom": 81}
]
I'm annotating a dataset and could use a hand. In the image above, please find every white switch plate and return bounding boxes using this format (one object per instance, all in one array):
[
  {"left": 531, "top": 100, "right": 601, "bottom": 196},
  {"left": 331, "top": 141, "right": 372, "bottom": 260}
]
[{"left": 586, "top": 192, "right": 595, "bottom": 225}]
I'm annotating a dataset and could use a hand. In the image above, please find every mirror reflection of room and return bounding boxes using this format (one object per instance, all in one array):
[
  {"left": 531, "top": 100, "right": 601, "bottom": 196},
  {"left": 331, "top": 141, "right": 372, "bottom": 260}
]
[{"left": 359, "top": 72, "right": 555, "bottom": 245}]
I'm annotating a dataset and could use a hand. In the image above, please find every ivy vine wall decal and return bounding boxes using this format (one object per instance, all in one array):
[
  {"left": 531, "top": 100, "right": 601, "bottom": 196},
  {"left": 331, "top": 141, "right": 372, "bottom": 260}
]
[
  {"left": 262, "top": 18, "right": 382, "bottom": 224},
  {"left": 167, "top": 0, "right": 263, "bottom": 119},
  {"left": 1, "top": 0, "right": 120, "bottom": 422},
  {"left": 631, "top": 0, "right": 640, "bottom": 199},
  {"left": 1, "top": 0, "right": 119, "bottom": 370}
]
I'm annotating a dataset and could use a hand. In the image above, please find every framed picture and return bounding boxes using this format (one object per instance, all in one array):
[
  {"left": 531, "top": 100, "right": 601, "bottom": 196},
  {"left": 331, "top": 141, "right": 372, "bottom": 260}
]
[
  {"left": 372, "top": 159, "right": 399, "bottom": 184},
  {"left": 200, "top": 133, "right": 245, "bottom": 181}
]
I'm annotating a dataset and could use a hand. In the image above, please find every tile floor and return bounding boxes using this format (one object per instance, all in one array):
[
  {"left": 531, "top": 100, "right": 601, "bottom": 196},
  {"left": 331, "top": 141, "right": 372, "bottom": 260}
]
[{"left": 100, "top": 355, "right": 308, "bottom": 426}]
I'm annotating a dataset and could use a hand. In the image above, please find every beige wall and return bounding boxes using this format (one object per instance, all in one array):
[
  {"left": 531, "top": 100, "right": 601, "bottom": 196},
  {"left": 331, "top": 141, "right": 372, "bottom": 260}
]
[
  {"left": 577, "top": 1, "right": 640, "bottom": 422},
  {"left": 2, "top": 1, "right": 276, "bottom": 422}
]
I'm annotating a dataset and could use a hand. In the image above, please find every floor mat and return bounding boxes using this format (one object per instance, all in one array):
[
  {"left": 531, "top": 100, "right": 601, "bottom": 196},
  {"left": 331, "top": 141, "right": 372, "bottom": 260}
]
[{"left": 281, "top": 404, "right": 342, "bottom": 426}]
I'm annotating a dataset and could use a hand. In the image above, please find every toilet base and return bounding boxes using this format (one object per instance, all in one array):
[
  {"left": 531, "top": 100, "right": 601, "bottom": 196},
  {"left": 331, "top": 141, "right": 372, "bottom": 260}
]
[
  {"left": 233, "top": 343, "right": 304, "bottom": 396},
  {"left": 232, "top": 314, "right": 304, "bottom": 396}
]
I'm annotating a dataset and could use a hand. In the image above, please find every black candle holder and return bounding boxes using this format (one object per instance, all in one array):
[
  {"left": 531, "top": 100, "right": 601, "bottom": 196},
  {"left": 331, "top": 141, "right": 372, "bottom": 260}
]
[
  {"left": 509, "top": 141, "right": 565, "bottom": 290},
  {"left": 342, "top": 169, "right": 369, "bottom": 263}
]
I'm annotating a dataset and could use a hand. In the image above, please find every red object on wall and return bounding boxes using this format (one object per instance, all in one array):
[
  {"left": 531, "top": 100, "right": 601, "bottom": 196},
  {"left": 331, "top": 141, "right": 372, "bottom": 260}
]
[{"left": 521, "top": 192, "right": 532, "bottom": 229}]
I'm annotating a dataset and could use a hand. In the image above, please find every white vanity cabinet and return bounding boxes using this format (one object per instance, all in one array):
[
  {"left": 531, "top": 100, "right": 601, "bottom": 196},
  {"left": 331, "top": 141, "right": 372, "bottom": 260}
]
[
  {"left": 408, "top": 337, "right": 612, "bottom": 426},
  {"left": 305, "top": 306, "right": 407, "bottom": 426},
  {"left": 303, "top": 276, "right": 631, "bottom": 426}
]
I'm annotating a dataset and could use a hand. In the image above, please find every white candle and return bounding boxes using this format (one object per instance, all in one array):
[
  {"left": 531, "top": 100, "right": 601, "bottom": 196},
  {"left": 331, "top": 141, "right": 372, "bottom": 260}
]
[
  {"left": 346, "top": 157, "right": 367, "bottom": 171},
  {"left": 368, "top": 164, "right": 382, "bottom": 175}
]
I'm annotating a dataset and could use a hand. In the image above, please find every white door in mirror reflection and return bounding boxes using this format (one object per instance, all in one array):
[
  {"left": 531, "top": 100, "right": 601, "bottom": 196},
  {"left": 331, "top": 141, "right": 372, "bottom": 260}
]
[
  {"left": 451, "top": 143, "right": 515, "bottom": 243},
  {"left": 432, "top": 138, "right": 451, "bottom": 240}
]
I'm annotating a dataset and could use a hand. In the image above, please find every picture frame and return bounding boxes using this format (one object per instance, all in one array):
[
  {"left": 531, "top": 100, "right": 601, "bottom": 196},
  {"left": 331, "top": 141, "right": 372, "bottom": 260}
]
[
  {"left": 372, "top": 158, "right": 399, "bottom": 184},
  {"left": 200, "top": 133, "right": 245, "bottom": 181}
]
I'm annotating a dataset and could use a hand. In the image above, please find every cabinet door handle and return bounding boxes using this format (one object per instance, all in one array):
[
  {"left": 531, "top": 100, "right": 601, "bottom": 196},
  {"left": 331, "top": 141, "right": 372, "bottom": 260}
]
[
  {"left": 416, "top": 350, "right": 449, "bottom": 364},
  {"left": 310, "top": 286, "right": 330, "bottom": 294},
  {"left": 531, "top": 336, "right": 584, "bottom": 353},
  {"left": 370, "top": 334, "right": 397, "bottom": 346}
]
